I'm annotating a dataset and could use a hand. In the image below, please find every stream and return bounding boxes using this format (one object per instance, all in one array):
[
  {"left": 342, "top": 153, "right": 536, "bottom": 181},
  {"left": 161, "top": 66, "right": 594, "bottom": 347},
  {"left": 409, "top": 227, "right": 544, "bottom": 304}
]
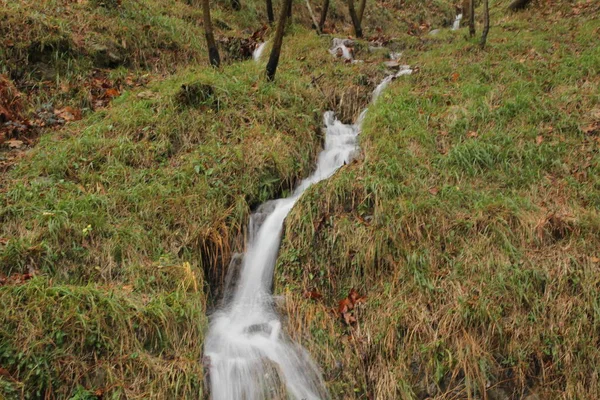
[{"left": 204, "top": 48, "right": 412, "bottom": 400}]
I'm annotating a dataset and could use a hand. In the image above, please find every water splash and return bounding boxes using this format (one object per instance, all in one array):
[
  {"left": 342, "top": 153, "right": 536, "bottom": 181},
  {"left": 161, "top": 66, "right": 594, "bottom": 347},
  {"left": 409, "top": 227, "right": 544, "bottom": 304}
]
[
  {"left": 253, "top": 42, "right": 268, "bottom": 62},
  {"left": 372, "top": 66, "right": 413, "bottom": 102},
  {"left": 329, "top": 38, "right": 354, "bottom": 60},
  {"left": 452, "top": 13, "right": 463, "bottom": 30},
  {"left": 204, "top": 67, "right": 412, "bottom": 400}
]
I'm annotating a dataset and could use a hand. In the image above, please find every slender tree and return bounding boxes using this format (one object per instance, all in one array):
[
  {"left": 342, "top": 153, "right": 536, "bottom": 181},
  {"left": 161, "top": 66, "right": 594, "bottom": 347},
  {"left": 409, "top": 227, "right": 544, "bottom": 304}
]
[
  {"left": 202, "top": 0, "right": 220, "bottom": 67},
  {"left": 232, "top": 0, "right": 241, "bottom": 10},
  {"left": 469, "top": 0, "right": 476, "bottom": 37},
  {"left": 266, "top": 0, "right": 274, "bottom": 23},
  {"left": 347, "top": 0, "right": 362, "bottom": 38},
  {"left": 358, "top": 0, "right": 366, "bottom": 24},
  {"left": 305, "top": 0, "right": 321, "bottom": 34},
  {"left": 318, "top": 0, "right": 329, "bottom": 32},
  {"left": 287, "top": 0, "right": 292, "bottom": 22},
  {"left": 480, "top": 0, "right": 489, "bottom": 49},
  {"left": 266, "top": 0, "right": 293, "bottom": 81}
]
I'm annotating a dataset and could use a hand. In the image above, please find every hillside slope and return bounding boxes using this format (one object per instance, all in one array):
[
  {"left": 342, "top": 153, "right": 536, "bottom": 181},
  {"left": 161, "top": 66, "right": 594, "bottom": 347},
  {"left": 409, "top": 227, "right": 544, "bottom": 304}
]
[{"left": 278, "top": 1, "right": 600, "bottom": 399}]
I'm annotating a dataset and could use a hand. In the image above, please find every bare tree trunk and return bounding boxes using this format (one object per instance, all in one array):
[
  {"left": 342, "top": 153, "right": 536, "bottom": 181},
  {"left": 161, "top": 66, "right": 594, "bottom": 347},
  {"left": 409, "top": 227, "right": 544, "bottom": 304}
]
[
  {"left": 347, "top": 0, "right": 362, "bottom": 38},
  {"left": 231, "top": 0, "right": 241, "bottom": 10},
  {"left": 287, "top": 0, "right": 292, "bottom": 23},
  {"left": 469, "top": 0, "right": 476, "bottom": 37},
  {"left": 480, "top": 0, "right": 489, "bottom": 49},
  {"left": 508, "top": 0, "right": 531, "bottom": 11},
  {"left": 266, "top": 0, "right": 292, "bottom": 81},
  {"left": 305, "top": 0, "right": 321, "bottom": 34},
  {"left": 318, "top": 0, "right": 329, "bottom": 32},
  {"left": 266, "top": 0, "right": 274, "bottom": 23},
  {"left": 358, "top": 0, "right": 366, "bottom": 24},
  {"left": 202, "top": 0, "right": 220, "bottom": 67}
]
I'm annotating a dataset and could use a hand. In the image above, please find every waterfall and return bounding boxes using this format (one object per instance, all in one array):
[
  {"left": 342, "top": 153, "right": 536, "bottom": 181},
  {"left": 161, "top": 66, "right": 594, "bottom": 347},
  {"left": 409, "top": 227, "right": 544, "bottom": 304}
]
[
  {"left": 452, "top": 13, "right": 463, "bottom": 30},
  {"left": 253, "top": 42, "right": 268, "bottom": 62},
  {"left": 204, "top": 67, "right": 412, "bottom": 400}
]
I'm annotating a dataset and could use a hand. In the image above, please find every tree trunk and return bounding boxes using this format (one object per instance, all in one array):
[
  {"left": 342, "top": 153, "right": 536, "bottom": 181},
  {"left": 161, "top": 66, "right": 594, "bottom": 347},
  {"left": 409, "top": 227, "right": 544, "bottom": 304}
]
[
  {"left": 318, "top": 0, "right": 329, "bottom": 31},
  {"left": 266, "top": 0, "right": 274, "bottom": 23},
  {"left": 305, "top": 0, "right": 321, "bottom": 34},
  {"left": 266, "top": 0, "right": 292, "bottom": 81},
  {"left": 347, "top": 0, "right": 362, "bottom": 38},
  {"left": 508, "top": 0, "right": 531, "bottom": 11},
  {"left": 287, "top": 0, "right": 292, "bottom": 23},
  {"left": 469, "top": 0, "right": 475, "bottom": 37},
  {"left": 231, "top": 0, "right": 241, "bottom": 10},
  {"left": 358, "top": 0, "right": 366, "bottom": 24},
  {"left": 480, "top": 0, "right": 489, "bottom": 49},
  {"left": 202, "top": 0, "right": 220, "bottom": 67}
]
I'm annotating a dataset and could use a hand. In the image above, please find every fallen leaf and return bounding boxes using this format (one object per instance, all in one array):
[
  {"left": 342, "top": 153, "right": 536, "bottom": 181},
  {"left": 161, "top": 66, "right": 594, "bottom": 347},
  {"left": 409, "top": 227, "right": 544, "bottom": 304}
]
[
  {"left": 303, "top": 289, "right": 323, "bottom": 300},
  {"left": 428, "top": 187, "right": 439, "bottom": 196},
  {"left": 343, "top": 312, "right": 357, "bottom": 325},
  {"left": 55, "top": 106, "right": 82, "bottom": 122},
  {"left": 591, "top": 257, "right": 600, "bottom": 263},
  {"left": 536, "top": 135, "right": 544, "bottom": 145},
  {"left": 338, "top": 298, "right": 353, "bottom": 314},
  {"left": 451, "top": 72, "right": 460, "bottom": 82},
  {"left": 104, "top": 88, "right": 120, "bottom": 98},
  {"left": 5, "top": 139, "right": 23, "bottom": 149}
]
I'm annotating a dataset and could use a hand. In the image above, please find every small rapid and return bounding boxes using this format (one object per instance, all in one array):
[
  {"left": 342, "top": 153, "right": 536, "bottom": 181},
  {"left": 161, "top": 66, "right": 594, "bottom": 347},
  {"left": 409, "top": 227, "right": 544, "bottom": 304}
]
[
  {"left": 204, "top": 57, "right": 412, "bottom": 400},
  {"left": 253, "top": 42, "right": 268, "bottom": 61}
]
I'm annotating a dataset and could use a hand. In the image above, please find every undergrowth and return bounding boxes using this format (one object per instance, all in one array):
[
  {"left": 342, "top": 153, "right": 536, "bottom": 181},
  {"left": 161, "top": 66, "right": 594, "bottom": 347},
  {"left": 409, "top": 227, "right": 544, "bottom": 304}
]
[{"left": 277, "top": 1, "right": 600, "bottom": 399}]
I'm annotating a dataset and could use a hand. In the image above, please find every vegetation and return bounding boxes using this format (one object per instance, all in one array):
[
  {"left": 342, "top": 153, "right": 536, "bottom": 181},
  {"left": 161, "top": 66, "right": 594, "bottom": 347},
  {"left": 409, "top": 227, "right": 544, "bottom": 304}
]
[
  {"left": 2, "top": 0, "right": 598, "bottom": 398},
  {"left": 278, "top": 2, "right": 600, "bottom": 398}
]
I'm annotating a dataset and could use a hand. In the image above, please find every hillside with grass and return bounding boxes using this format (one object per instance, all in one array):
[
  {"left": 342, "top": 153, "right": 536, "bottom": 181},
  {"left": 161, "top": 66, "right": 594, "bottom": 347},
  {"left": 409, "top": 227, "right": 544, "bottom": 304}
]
[{"left": 1, "top": 0, "right": 599, "bottom": 398}]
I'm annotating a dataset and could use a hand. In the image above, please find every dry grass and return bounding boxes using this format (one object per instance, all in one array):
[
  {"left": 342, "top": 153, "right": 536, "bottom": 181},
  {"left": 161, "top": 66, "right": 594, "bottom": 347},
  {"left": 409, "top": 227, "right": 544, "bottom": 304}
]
[{"left": 277, "top": 1, "right": 600, "bottom": 398}]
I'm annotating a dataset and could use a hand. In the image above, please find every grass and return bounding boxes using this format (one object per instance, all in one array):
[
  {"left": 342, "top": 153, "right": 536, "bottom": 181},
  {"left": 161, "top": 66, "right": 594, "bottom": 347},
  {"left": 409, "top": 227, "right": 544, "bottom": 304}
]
[
  {"left": 0, "top": 0, "right": 433, "bottom": 393},
  {"left": 277, "top": 2, "right": 600, "bottom": 399}
]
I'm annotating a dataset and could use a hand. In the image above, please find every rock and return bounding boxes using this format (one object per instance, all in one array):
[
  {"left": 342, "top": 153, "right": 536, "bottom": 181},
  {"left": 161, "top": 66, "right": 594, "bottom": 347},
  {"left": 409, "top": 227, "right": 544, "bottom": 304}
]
[
  {"left": 429, "top": 29, "right": 441, "bottom": 35},
  {"left": 383, "top": 61, "right": 402, "bottom": 69}
]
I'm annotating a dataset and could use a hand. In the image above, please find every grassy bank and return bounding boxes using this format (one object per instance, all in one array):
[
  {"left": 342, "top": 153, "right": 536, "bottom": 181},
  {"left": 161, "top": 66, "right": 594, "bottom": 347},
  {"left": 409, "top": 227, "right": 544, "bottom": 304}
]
[{"left": 278, "top": 2, "right": 600, "bottom": 399}]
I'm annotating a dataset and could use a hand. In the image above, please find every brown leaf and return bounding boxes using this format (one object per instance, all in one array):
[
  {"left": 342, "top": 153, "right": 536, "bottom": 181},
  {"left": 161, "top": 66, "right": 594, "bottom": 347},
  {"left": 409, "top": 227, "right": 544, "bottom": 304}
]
[
  {"left": 55, "top": 106, "right": 82, "bottom": 122},
  {"left": 342, "top": 312, "right": 357, "bottom": 325},
  {"left": 303, "top": 289, "right": 322, "bottom": 300},
  {"left": 451, "top": 72, "right": 460, "bottom": 82},
  {"left": 104, "top": 88, "right": 120, "bottom": 98},
  {"left": 428, "top": 187, "right": 439, "bottom": 196},
  {"left": 5, "top": 139, "right": 24, "bottom": 149},
  {"left": 338, "top": 298, "right": 353, "bottom": 314},
  {"left": 467, "top": 131, "right": 478, "bottom": 138},
  {"left": 536, "top": 135, "right": 544, "bottom": 145}
]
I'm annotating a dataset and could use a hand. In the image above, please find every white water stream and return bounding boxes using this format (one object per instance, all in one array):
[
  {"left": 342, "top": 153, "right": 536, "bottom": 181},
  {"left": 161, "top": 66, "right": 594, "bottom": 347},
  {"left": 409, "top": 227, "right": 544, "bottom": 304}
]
[
  {"left": 452, "top": 13, "right": 463, "bottom": 30},
  {"left": 204, "top": 62, "right": 412, "bottom": 400},
  {"left": 253, "top": 42, "right": 268, "bottom": 61}
]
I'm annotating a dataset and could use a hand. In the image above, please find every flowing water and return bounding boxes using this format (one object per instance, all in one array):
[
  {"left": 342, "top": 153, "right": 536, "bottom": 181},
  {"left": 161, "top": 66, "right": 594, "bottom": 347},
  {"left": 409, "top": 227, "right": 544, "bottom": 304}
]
[
  {"left": 452, "top": 13, "right": 463, "bottom": 30},
  {"left": 253, "top": 42, "right": 268, "bottom": 62},
  {"left": 204, "top": 66, "right": 412, "bottom": 400}
]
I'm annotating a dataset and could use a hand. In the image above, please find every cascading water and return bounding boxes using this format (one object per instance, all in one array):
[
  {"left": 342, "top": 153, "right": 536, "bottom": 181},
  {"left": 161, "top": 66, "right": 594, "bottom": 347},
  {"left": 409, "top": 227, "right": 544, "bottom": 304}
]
[
  {"left": 204, "top": 63, "right": 412, "bottom": 400},
  {"left": 452, "top": 13, "right": 463, "bottom": 30},
  {"left": 253, "top": 42, "right": 268, "bottom": 61}
]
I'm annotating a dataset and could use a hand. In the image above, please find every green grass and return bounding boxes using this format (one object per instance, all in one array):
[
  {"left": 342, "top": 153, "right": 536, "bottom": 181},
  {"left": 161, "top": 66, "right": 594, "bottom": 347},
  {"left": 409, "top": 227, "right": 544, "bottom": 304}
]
[{"left": 277, "top": 4, "right": 600, "bottom": 399}]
